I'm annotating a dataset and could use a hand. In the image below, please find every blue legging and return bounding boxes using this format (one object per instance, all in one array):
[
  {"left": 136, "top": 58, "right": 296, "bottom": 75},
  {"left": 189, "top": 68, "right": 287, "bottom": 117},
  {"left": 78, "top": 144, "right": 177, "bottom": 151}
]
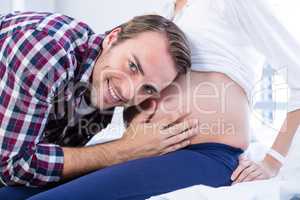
[{"left": 0, "top": 143, "right": 243, "bottom": 200}]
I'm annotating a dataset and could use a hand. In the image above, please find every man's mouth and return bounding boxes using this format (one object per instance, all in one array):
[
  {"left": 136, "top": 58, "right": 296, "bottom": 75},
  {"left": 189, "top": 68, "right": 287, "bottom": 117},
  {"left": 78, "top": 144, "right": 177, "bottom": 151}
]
[{"left": 107, "top": 79, "right": 124, "bottom": 104}]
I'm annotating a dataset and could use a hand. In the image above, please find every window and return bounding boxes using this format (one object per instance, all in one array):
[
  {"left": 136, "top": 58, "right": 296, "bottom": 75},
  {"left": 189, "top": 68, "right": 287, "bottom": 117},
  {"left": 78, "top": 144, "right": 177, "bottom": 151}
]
[
  {"left": 251, "top": 64, "right": 288, "bottom": 146},
  {"left": 250, "top": 0, "right": 299, "bottom": 146}
]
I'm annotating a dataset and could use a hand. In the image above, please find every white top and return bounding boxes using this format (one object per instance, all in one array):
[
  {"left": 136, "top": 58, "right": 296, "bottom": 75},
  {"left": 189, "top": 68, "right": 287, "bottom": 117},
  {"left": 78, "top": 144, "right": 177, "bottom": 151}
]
[
  {"left": 85, "top": 106, "right": 125, "bottom": 146},
  {"left": 158, "top": 0, "right": 300, "bottom": 112}
]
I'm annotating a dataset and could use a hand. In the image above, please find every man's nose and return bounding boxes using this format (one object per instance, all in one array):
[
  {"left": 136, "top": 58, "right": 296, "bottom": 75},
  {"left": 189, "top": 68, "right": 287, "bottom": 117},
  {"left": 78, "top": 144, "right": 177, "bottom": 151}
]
[{"left": 119, "top": 79, "right": 141, "bottom": 103}]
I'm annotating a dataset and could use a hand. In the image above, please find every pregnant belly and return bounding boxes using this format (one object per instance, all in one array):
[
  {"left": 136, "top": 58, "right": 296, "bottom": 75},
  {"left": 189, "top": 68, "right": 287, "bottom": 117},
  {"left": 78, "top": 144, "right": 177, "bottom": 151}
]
[{"left": 152, "top": 71, "right": 250, "bottom": 150}]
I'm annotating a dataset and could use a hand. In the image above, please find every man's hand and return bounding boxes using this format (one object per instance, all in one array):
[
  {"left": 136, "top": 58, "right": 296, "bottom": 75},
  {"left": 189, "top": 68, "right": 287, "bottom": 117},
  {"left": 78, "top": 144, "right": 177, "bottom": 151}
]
[
  {"left": 62, "top": 100, "right": 198, "bottom": 180},
  {"left": 116, "top": 100, "right": 199, "bottom": 161},
  {"left": 231, "top": 154, "right": 281, "bottom": 184}
]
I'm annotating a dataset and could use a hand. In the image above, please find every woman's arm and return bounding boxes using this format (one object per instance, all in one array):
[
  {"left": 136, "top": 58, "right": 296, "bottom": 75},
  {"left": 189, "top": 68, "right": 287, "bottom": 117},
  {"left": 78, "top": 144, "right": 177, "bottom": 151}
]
[
  {"left": 231, "top": 110, "right": 300, "bottom": 183},
  {"left": 271, "top": 110, "right": 300, "bottom": 157},
  {"left": 226, "top": 0, "right": 300, "bottom": 183},
  {"left": 174, "top": 0, "right": 187, "bottom": 15}
]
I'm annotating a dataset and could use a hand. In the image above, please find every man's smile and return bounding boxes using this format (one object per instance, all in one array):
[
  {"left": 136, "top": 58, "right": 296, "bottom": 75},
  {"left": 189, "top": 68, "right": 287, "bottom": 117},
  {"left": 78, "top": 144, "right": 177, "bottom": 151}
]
[{"left": 106, "top": 79, "right": 125, "bottom": 104}]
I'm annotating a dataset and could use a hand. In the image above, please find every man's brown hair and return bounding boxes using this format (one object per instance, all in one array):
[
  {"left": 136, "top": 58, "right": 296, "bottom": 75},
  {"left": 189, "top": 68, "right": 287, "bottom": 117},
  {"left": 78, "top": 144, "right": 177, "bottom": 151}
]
[{"left": 107, "top": 14, "right": 191, "bottom": 74}]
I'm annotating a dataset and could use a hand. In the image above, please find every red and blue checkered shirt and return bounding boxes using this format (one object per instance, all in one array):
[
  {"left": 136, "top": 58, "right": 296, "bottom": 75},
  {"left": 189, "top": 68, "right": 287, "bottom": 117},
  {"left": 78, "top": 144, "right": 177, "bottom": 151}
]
[{"left": 0, "top": 12, "right": 103, "bottom": 187}]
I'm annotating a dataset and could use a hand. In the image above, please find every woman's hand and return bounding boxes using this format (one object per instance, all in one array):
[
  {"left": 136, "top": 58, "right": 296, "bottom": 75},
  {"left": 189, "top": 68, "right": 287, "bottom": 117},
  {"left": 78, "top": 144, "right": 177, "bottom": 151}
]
[{"left": 231, "top": 154, "right": 282, "bottom": 184}]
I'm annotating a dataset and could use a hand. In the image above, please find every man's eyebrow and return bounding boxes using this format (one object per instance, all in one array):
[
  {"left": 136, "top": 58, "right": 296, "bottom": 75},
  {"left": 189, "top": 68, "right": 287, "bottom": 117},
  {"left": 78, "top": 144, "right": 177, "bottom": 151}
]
[{"left": 132, "top": 54, "right": 144, "bottom": 76}]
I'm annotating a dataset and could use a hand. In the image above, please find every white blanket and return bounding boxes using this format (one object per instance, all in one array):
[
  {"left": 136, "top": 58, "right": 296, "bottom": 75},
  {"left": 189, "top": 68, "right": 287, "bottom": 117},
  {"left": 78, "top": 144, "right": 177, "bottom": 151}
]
[
  {"left": 148, "top": 178, "right": 300, "bottom": 200},
  {"left": 148, "top": 178, "right": 281, "bottom": 200}
]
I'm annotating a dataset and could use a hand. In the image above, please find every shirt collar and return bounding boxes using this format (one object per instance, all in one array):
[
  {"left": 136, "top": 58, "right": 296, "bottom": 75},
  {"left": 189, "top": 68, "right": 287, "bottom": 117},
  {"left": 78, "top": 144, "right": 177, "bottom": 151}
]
[
  {"left": 73, "top": 34, "right": 104, "bottom": 103},
  {"left": 79, "top": 33, "right": 104, "bottom": 83}
]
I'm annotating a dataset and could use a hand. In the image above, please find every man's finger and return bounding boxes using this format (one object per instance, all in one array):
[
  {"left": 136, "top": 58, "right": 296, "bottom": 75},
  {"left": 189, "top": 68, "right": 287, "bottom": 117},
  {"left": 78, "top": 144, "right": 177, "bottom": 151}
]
[
  {"left": 162, "top": 119, "right": 198, "bottom": 138},
  {"left": 162, "top": 140, "right": 190, "bottom": 155},
  {"left": 159, "top": 111, "right": 190, "bottom": 128},
  {"left": 162, "top": 126, "right": 198, "bottom": 147}
]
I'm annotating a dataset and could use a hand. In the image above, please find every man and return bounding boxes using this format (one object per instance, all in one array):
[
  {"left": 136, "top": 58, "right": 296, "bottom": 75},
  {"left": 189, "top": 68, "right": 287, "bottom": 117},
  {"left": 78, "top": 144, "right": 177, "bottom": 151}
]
[{"left": 0, "top": 11, "right": 194, "bottom": 189}]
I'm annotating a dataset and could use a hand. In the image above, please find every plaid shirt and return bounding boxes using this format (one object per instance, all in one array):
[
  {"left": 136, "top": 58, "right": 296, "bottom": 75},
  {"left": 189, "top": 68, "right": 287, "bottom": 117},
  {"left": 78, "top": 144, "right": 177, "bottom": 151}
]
[{"left": 0, "top": 12, "right": 104, "bottom": 187}]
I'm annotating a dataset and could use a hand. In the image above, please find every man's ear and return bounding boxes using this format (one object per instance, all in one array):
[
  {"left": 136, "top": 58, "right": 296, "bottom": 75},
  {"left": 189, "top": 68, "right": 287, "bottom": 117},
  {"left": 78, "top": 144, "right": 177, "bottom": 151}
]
[{"left": 102, "top": 27, "right": 122, "bottom": 50}]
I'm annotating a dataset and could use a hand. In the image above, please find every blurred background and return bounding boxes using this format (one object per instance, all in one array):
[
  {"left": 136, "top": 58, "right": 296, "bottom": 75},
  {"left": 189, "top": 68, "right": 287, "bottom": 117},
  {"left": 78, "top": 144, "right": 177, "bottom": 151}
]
[
  {"left": 1, "top": 0, "right": 300, "bottom": 146},
  {"left": 0, "top": 0, "right": 163, "bottom": 33},
  {"left": 1, "top": 0, "right": 299, "bottom": 37}
]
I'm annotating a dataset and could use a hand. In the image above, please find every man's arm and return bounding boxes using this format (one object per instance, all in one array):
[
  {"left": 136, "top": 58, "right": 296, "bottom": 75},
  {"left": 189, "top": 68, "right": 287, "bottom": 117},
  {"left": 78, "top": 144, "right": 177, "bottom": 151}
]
[
  {"left": 61, "top": 106, "right": 199, "bottom": 179},
  {"left": 0, "top": 81, "right": 65, "bottom": 187},
  {"left": 0, "top": 29, "right": 72, "bottom": 187},
  {"left": 62, "top": 144, "right": 117, "bottom": 179}
]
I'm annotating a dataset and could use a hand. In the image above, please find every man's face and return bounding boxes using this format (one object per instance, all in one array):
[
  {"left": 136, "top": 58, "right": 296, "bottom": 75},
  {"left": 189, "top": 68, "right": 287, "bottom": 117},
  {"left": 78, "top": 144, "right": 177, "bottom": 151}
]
[{"left": 91, "top": 29, "right": 178, "bottom": 110}]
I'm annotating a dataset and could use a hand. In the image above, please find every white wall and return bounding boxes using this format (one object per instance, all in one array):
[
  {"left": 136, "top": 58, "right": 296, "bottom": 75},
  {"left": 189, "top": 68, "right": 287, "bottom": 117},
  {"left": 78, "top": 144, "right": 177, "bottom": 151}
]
[
  {"left": 22, "top": 0, "right": 56, "bottom": 12},
  {"left": 1, "top": 0, "right": 56, "bottom": 13},
  {"left": 269, "top": 0, "right": 300, "bottom": 43},
  {"left": 55, "top": 0, "right": 163, "bottom": 33},
  {"left": 2, "top": 0, "right": 299, "bottom": 40},
  {"left": 1, "top": 0, "right": 163, "bottom": 33},
  {"left": 0, "top": 0, "right": 12, "bottom": 14}
]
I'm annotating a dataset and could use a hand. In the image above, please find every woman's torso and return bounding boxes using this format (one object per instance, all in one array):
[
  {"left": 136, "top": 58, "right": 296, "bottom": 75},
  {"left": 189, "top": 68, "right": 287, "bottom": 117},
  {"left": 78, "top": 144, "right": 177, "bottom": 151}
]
[
  {"left": 150, "top": 0, "right": 269, "bottom": 150},
  {"left": 152, "top": 71, "right": 250, "bottom": 150},
  {"left": 160, "top": 0, "right": 265, "bottom": 102}
]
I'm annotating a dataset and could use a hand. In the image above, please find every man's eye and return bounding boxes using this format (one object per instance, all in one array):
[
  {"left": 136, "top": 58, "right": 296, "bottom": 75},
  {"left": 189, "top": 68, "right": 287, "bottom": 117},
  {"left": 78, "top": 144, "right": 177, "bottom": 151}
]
[
  {"left": 143, "top": 85, "right": 156, "bottom": 95},
  {"left": 129, "top": 61, "right": 138, "bottom": 72}
]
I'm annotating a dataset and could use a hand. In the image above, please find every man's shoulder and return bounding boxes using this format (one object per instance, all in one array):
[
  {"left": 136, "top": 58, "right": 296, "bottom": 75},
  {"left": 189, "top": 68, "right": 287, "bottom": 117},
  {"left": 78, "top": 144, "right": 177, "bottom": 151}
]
[
  {"left": 1, "top": 11, "right": 95, "bottom": 50},
  {"left": 0, "top": 12, "right": 96, "bottom": 101},
  {"left": 34, "top": 12, "right": 95, "bottom": 49}
]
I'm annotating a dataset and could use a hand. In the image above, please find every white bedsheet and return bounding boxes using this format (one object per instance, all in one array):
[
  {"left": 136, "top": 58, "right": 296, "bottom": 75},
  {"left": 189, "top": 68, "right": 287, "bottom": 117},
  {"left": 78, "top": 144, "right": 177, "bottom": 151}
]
[
  {"left": 148, "top": 178, "right": 281, "bottom": 200},
  {"left": 148, "top": 178, "right": 300, "bottom": 200}
]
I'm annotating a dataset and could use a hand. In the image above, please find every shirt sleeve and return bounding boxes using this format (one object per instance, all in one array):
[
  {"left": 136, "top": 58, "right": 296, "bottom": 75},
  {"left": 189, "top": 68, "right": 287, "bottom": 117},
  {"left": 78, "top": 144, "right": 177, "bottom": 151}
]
[
  {"left": 0, "top": 28, "right": 72, "bottom": 187},
  {"left": 222, "top": 0, "right": 300, "bottom": 112}
]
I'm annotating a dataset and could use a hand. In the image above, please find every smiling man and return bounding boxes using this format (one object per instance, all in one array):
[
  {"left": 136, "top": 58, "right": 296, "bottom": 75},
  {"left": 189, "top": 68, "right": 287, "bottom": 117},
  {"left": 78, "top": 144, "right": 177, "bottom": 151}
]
[{"left": 0, "top": 11, "right": 192, "bottom": 192}]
